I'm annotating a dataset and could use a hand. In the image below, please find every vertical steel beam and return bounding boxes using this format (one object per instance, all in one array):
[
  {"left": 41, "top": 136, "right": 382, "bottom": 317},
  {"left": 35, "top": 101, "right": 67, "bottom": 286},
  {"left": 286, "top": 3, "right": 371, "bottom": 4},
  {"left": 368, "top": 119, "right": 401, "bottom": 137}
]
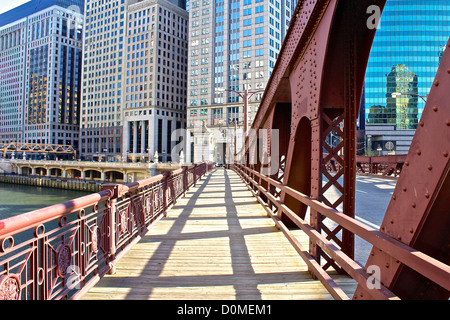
[{"left": 354, "top": 39, "right": 450, "bottom": 300}]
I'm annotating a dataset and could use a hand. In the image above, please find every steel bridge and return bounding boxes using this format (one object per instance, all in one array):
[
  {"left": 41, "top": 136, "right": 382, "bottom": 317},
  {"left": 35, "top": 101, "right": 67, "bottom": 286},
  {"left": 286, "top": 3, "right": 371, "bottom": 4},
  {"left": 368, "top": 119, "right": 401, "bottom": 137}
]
[{"left": 0, "top": 0, "right": 449, "bottom": 300}]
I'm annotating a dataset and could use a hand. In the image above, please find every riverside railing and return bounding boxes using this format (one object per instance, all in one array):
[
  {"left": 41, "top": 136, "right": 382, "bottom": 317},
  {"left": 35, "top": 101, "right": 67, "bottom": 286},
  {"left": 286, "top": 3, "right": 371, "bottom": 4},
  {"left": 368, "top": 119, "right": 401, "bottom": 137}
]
[{"left": 0, "top": 162, "right": 215, "bottom": 300}]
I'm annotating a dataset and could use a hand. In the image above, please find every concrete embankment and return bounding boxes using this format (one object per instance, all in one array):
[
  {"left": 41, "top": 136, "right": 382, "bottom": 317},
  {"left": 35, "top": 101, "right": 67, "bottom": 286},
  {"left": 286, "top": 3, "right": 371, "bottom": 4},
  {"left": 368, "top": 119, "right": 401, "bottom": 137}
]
[{"left": 0, "top": 175, "right": 101, "bottom": 193}]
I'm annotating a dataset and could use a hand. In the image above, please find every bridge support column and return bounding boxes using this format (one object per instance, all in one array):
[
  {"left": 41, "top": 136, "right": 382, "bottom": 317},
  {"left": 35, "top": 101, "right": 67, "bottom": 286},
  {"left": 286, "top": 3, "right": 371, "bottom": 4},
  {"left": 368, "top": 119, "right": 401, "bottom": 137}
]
[
  {"left": 31, "top": 167, "right": 36, "bottom": 176},
  {"left": 133, "top": 121, "right": 138, "bottom": 155},
  {"left": 81, "top": 170, "right": 86, "bottom": 180},
  {"left": 141, "top": 120, "right": 146, "bottom": 157},
  {"left": 101, "top": 171, "right": 106, "bottom": 181}
]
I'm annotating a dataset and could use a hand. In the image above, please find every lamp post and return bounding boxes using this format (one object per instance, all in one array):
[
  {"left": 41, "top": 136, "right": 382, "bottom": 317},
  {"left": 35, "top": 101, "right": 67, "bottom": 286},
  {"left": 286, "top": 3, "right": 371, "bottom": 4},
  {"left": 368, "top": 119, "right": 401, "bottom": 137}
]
[
  {"left": 391, "top": 92, "right": 427, "bottom": 103},
  {"left": 215, "top": 87, "right": 264, "bottom": 161}
]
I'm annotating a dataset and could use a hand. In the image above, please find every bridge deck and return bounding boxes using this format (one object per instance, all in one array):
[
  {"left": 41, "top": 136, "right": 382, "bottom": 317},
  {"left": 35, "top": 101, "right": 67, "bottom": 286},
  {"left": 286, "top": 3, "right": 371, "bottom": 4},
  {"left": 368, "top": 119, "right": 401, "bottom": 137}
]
[{"left": 82, "top": 169, "right": 356, "bottom": 300}]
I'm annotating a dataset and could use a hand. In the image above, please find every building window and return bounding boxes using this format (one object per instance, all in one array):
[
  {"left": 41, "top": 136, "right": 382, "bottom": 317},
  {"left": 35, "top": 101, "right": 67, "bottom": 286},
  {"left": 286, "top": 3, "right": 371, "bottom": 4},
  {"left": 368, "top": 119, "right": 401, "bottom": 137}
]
[
  {"left": 211, "top": 108, "right": 223, "bottom": 125},
  {"left": 227, "top": 107, "right": 239, "bottom": 124}
]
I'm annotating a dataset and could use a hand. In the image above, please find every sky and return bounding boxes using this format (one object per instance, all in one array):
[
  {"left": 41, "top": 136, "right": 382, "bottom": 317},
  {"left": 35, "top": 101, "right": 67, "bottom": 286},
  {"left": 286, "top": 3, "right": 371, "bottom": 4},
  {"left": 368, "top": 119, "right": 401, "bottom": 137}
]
[{"left": 0, "top": 0, "right": 30, "bottom": 14}]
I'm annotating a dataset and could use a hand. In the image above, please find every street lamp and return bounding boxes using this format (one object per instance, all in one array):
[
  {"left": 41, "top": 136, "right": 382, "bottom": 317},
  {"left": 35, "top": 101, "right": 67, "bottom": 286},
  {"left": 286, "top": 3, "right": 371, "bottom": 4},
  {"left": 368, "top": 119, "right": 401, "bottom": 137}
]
[
  {"left": 215, "top": 87, "right": 264, "bottom": 159},
  {"left": 391, "top": 92, "right": 427, "bottom": 103}
]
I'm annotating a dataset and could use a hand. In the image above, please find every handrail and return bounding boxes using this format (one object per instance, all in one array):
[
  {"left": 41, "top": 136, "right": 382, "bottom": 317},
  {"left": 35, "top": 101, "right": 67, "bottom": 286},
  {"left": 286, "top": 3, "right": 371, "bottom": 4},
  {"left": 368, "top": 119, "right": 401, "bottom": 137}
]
[
  {"left": 355, "top": 155, "right": 407, "bottom": 177},
  {"left": 231, "top": 163, "right": 450, "bottom": 299},
  {"left": 0, "top": 161, "right": 215, "bottom": 300},
  {"left": 0, "top": 190, "right": 113, "bottom": 238}
]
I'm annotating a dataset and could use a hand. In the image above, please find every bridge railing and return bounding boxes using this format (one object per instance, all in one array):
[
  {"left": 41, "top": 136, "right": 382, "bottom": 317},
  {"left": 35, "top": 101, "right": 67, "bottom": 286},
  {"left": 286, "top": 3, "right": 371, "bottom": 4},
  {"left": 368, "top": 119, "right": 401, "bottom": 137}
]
[
  {"left": 0, "top": 162, "right": 215, "bottom": 300},
  {"left": 355, "top": 155, "right": 407, "bottom": 177},
  {"left": 231, "top": 163, "right": 450, "bottom": 300}
]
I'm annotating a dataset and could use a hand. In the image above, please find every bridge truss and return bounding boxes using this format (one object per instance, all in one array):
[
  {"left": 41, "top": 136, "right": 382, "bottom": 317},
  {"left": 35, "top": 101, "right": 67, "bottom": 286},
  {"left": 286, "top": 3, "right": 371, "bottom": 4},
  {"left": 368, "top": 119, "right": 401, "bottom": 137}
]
[{"left": 232, "top": 0, "right": 449, "bottom": 299}]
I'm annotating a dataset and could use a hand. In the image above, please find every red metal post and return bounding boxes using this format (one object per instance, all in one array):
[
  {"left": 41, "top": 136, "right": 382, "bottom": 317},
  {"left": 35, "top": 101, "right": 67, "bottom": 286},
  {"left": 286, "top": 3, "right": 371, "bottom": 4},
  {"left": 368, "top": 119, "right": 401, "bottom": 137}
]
[{"left": 354, "top": 38, "right": 450, "bottom": 300}]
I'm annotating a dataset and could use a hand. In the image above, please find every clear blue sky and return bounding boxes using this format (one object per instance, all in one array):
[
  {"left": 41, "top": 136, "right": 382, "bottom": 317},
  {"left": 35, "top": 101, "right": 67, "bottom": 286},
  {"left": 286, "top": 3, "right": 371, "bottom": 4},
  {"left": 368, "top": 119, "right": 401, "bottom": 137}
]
[{"left": 0, "top": 0, "right": 30, "bottom": 14}]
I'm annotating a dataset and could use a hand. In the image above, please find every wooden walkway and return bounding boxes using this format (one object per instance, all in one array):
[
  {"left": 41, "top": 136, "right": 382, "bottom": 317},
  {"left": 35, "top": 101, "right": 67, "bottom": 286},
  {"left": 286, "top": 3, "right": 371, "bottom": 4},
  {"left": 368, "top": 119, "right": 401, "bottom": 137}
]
[{"left": 82, "top": 169, "right": 356, "bottom": 300}]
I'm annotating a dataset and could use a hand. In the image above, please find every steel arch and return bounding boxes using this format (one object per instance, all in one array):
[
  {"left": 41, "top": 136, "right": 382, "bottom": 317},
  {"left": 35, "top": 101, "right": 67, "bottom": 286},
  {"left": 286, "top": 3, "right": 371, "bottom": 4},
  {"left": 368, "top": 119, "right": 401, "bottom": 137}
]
[{"left": 234, "top": 0, "right": 450, "bottom": 299}]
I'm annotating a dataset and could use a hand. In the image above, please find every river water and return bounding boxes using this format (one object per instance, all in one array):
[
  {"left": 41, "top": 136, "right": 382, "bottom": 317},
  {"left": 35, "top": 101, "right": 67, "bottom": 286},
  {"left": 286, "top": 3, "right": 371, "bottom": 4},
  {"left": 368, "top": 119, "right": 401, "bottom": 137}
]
[{"left": 0, "top": 182, "right": 90, "bottom": 220}]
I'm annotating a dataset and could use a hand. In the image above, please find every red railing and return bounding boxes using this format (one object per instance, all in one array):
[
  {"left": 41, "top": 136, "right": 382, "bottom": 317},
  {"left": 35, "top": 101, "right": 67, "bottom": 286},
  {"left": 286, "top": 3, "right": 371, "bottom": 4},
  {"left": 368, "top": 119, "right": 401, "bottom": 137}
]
[
  {"left": 356, "top": 155, "right": 407, "bottom": 177},
  {"left": 231, "top": 163, "right": 450, "bottom": 300},
  {"left": 0, "top": 162, "right": 215, "bottom": 300}
]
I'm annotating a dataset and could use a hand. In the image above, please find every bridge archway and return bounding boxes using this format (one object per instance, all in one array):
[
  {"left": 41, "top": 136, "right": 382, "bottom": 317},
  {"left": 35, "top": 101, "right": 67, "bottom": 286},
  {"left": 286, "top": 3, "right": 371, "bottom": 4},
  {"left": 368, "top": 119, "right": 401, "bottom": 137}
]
[
  {"left": 271, "top": 102, "right": 292, "bottom": 181},
  {"left": 48, "top": 168, "right": 63, "bottom": 177},
  {"left": 35, "top": 167, "right": 47, "bottom": 176},
  {"left": 66, "top": 169, "right": 82, "bottom": 179},
  {"left": 20, "top": 167, "right": 33, "bottom": 176},
  {"left": 84, "top": 169, "right": 102, "bottom": 181},
  {"left": 281, "top": 116, "right": 311, "bottom": 227},
  {"left": 103, "top": 170, "right": 124, "bottom": 182}
]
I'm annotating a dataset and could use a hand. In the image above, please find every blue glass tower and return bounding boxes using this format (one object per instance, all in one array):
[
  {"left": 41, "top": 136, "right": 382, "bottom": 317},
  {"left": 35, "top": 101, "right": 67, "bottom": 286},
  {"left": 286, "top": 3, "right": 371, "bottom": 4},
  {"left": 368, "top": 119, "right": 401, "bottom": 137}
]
[{"left": 363, "top": 0, "right": 450, "bottom": 154}]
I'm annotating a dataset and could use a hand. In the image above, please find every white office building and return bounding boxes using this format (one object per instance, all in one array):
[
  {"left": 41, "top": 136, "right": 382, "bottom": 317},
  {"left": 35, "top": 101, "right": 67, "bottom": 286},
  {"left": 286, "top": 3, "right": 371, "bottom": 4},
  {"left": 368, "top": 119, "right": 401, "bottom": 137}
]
[{"left": 80, "top": 0, "right": 188, "bottom": 162}]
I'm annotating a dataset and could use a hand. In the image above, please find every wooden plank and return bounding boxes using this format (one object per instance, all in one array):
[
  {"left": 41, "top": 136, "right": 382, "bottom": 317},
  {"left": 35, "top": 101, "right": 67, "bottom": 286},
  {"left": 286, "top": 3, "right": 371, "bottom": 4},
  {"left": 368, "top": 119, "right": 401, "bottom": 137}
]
[{"left": 82, "top": 169, "right": 357, "bottom": 300}]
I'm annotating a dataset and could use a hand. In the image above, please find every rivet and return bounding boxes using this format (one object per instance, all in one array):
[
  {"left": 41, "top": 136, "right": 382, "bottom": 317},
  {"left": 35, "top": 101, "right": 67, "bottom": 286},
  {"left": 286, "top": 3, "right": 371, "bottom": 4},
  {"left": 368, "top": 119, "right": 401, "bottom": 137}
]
[
  {"left": 433, "top": 106, "right": 438, "bottom": 112},
  {"left": 402, "top": 186, "right": 407, "bottom": 192},
  {"left": 392, "top": 195, "right": 396, "bottom": 200},
  {"left": 446, "top": 120, "right": 450, "bottom": 126},
  {"left": 412, "top": 202, "right": 416, "bottom": 208},
  {"left": 416, "top": 150, "right": 421, "bottom": 156},
  {"left": 444, "top": 152, "right": 449, "bottom": 158},
  {"left": 419, "top": 121, "right": 424, "bottom": 127},
  {"left": 385, "top": 263, "right": 390, "bottom": 268},
  {"left": 425, "top": 193, "right": 430, "bottom": 199},
  {"left": 428, "top": 165, "right": 432, "bottom": 171},
  {"left": 390, "top": 219, "right": 394, "bottom": 224},
  {"left": 434, "top": 80, "right": 440, "bottom": 86},
  {"left": 405, "top": 161, "right": 409, "bottom": 166},
  {"left": 397, "top": 235, "right": 402, "bottom": 240},
  {"left": 409, "top": 228, "right": 414, "bottom": 234}
]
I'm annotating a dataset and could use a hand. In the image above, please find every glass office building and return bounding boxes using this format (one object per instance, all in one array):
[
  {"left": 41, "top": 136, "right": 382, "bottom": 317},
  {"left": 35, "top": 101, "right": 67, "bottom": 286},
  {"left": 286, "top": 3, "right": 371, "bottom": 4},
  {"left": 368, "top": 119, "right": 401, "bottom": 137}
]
[
  {"left": 0, "top": 0, "right": 84, "bottom": 149},
  {"left": 187, "top": 0, "right": 296, "bottom": 163},
  {"left": 363, "top": 0, "right": 450, "bottom": 154}
]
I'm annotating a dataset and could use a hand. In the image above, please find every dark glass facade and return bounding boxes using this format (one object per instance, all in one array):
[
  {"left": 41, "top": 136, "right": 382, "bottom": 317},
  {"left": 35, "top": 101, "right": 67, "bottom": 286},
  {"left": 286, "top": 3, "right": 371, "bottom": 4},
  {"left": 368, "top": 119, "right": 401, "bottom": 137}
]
[
  {"left": 364, "top": 0, "right": 450, "bottom": 153},
  {"left": 28, "top": 45, "right": 49, "bottom": 125}
]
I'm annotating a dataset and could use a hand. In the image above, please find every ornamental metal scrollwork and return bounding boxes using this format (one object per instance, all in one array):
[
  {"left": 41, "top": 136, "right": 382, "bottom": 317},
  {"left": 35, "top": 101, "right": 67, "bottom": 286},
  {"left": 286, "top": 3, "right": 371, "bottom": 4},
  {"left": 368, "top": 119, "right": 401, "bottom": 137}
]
[
  {"left": 120, "top": 208, "right": 128, "bottom": 234},
  {"left": 0, "top": 274, "right": 21, "bottom": 300},
  {"left": 56, "top": 244, "right": 72, "bottom": 278},
  {"left": 144, "top": 196, "right": 151, "bottom": 217},
  {"left": 135, "top": 197, "right": 144, "bottom": 224},
  {"left": 91, "top": 226, "right": 101, "bottom": 254}
]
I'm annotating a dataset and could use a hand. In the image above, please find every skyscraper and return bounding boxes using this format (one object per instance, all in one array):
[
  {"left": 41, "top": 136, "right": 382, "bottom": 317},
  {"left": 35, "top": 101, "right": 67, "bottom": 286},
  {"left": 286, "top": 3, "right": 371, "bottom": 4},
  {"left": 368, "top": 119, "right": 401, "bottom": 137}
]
[
  {"left": 80, "top": 0, "right": 188, "bottom": 162},
  {"left": 363, "top": 0, "right": 450, "bottom": 154},
  {"left": 122, "top": 0, "right": 188, "bottom": 162},
  {"left": 0, "top": 0, "right": 84, "bottom": 150},
  {"left": 80, "top": 0, "right": 129, "bottom": 160},
  {"left": 186, "top": 0, "right": 295, "bottom": 163}
]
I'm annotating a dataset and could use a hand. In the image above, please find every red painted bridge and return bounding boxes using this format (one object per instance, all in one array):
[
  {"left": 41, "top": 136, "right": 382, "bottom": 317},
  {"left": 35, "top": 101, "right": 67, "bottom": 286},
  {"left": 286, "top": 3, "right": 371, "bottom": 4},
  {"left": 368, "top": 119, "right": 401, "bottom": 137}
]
[{"left": 0, "top": 0, "right": 449, "bottom": 300}]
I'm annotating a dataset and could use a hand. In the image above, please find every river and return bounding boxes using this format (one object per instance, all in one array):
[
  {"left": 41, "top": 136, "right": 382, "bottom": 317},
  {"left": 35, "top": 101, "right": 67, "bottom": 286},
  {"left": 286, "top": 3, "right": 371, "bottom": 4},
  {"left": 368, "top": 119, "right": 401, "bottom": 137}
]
[{"left": 0, "top": 182, "right": 90, "bottom": 220}]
